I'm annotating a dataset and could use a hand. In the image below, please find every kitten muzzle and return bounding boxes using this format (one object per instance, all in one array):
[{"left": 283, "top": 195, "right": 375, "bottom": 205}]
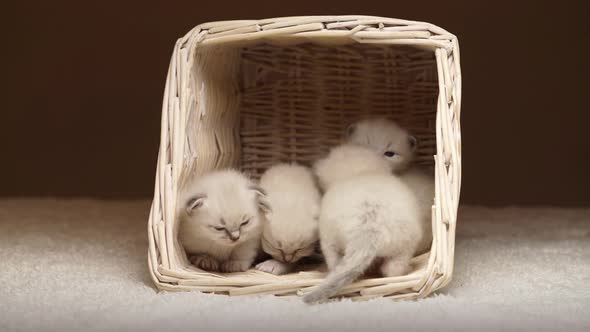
[
  {"left": 228, "top": 230, "right": 240, "bottom": 242},
  {"left": 282, "top": 252, "right": 294, "bottom": 263}
]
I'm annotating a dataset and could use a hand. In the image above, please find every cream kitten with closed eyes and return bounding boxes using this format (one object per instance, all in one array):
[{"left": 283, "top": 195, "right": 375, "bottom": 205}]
[
  {"left": 304, "top": 144, "right": 422, "bottom": 303},
  {"left": 346, "top": 118, "right": 435, "bottom": 254},
  {"left": 178, "top": 169, "right": 269, "bottom": 273},
  {"left": 255, "top": 163, "right": 321, "bottom": 275}
]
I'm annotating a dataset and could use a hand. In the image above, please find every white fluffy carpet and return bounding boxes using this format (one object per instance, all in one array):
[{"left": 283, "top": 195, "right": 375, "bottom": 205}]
[{"left": 0, "top": 200, "right": 588, "bottom": 332}]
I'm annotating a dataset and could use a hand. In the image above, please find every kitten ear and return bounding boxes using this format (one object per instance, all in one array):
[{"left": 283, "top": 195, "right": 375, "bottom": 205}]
[
  {"left": 345, "top": 123, "right": 357, "bottom": 138},
  {"left": 249, "top": 185, "right": 272, "bottom": 214},
  {"left": 408, "top": 136, "right": 418, "bottom": 151},
  {"left": 185, "top": 194, "right": 206, "bottom": 215}
]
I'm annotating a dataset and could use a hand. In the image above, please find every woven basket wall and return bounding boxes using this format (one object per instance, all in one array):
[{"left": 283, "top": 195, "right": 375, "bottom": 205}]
[{"left": 148, "top": 16, "right": 462, "bottom": 301}]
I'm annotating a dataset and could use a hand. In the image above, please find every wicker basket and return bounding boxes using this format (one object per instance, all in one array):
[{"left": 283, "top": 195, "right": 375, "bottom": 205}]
[{"left": 148, "top": 15, "right": 462, "bottom": 301}]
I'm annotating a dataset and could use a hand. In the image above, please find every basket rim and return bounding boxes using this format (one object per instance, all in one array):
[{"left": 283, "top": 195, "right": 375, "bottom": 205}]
[
  {"left": 178, "top": 15, "right": 457, "bottom": 49},
  {"left": 195, "top": 15, "right": 453, "bottom": 33}
]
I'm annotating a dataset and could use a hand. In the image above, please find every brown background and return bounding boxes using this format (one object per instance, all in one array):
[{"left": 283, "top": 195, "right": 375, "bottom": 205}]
[{"left": 3, "top": 1, "right": 589, "bottom": 205}]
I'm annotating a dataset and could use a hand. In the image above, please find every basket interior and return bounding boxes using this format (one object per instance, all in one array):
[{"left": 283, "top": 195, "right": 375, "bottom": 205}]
[
  {"left": 184, "top": 40, "right": 438, "bottom": 178},
  {"left": 176, "top": 39, "right": 439, "bottom": 290}
]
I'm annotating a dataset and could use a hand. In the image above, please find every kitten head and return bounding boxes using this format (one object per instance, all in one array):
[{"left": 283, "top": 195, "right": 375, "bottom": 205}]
[
  {"left": 180, "top": 170, "right": 269, "bottom": 246},
  {"left": 260, "top": 202, "right": 319, "bottom": 264},
  {"left": 314, "top": 143, "right": 392, "bottom": 190},
  {"left": 346, "top": 118, "right": 418, "bottom": 173}
]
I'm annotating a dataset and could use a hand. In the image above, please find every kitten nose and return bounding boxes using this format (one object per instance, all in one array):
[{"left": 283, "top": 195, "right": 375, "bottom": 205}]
[
  {"left": 229, "top": 231, "right": 240, "bottom": 241},
  {"left": 284, "top": 254, "right": 294, "bottom": 263}
]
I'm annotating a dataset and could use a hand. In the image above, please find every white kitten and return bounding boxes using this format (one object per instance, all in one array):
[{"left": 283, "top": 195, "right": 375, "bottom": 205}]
[
  {"left": 346, "top": 118, "right": 417, "bottom": 173},
  {"left": 255, "top": 163, "right": 321, "bottom": 275},
  {"left": 177, "top": 169, "right": 269, "bottom": 273},
  {"left": 303, "top": 146, "right": 422, "bottom": 303},
  {"left": 346, "top": 118, "right": 435, "bottom": 254}
]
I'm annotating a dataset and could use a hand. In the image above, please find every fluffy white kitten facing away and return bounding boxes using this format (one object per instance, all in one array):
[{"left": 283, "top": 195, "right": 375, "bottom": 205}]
[
  {"left": 255, "top": 163, "right": 321, "bottom": 275},
  {"left": 347, "top": 117, "right": 435, "bottom": 254},
  {"left": 304, "top": 145, "right": 422, "bottom": 303},
  {"left": 177, "top": 169, "right": 269, "bottom": 273}
]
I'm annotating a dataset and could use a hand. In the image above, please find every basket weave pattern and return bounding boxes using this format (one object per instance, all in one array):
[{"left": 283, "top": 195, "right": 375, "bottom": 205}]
[{"left": 148, "top": 16, "right": 462, "bottom": 300}]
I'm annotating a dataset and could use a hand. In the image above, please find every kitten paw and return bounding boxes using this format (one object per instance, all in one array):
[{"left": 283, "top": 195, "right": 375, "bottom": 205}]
[
  {"left": 255, "top": 259, "right": 291, "bottom": 275},
  {"left": 220, "top": 260, "right": 250, "bottom": 273},
  {"left": 190, "top": 254, "right": 219, "bottom": 272}
]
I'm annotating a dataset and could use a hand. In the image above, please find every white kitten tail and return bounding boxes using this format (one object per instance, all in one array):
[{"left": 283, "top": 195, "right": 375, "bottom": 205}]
[{"left": 303, "top": 232, "right": 379, "bottom": 303}]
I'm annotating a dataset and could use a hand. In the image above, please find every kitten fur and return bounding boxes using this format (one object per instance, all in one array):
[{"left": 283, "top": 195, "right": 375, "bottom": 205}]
[
  {"left": 304, "top": 146, "right": 422, "bottom": 303},
  {"left": 313, "top": 143, "right": 392, "bottom": 191},
  {"left": 398, "top": 167, "right": 435, "bottom": 254},
  {"left": 255, "top": 163, "right": 321, "bottom": 275},
  {"left": 346, "top": 117, "right": 416, "bottom": 173},
  {"left": 177, "top": 169, "right": 266, "bottom": 273},
  {"left": 346, "top": 117, "right": 435, "bottom": 254}
]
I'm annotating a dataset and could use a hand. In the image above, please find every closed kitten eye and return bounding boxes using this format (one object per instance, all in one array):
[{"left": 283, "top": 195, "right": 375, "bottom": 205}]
[
  {"left": 212, "top": 226, "right": 225, "bottom": 231},
  {"left": 240, "top": 219, "right": 251, "bottom": 227},
  {"left": 292, "top": 244, "right": 316, "bottom": 259},
  {"left": 384, "top": 151, "right": 396, "bottom": 157}
]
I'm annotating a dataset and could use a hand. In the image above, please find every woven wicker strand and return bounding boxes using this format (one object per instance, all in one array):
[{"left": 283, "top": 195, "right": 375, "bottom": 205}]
[{"left": 148, "top": 15, "right": 462, "bottom": 301}]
